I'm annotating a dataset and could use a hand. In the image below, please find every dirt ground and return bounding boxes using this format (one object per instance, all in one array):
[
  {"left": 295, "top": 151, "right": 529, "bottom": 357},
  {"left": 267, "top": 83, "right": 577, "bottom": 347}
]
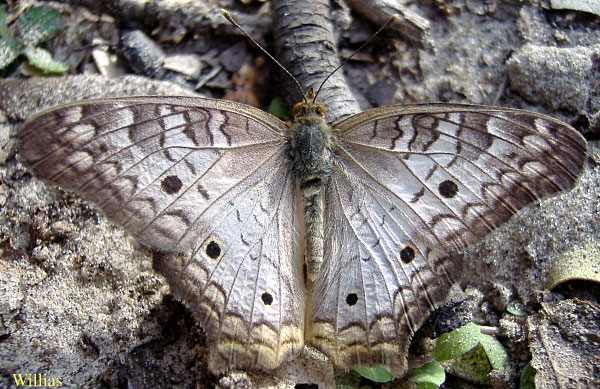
[{"left": 0, "top": 0, "right": 598, "bottom": 388}]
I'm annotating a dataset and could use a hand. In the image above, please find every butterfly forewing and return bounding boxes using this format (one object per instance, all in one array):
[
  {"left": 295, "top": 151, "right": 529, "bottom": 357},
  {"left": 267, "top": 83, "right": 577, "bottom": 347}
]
[
  {"left": 306, "top": 103, "right": 586, "bottom": 375},
  {"left": 18, "top": 97, "right": 287, "bottom": 249},
  {"left": 18, "top": 96, "right": 306, "bottom": 372},
  {"left": 332, "top": 104, "right": 586, "bottom": 251}
]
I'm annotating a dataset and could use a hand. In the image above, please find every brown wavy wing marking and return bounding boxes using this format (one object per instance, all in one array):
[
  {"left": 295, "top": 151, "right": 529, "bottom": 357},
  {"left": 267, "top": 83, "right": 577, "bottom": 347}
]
[
  {"left": 308, "top": 103, "right": 586, "bottom": 376},
  {"left": 19, "top": 96, "right": 305, "bottom": 373}
]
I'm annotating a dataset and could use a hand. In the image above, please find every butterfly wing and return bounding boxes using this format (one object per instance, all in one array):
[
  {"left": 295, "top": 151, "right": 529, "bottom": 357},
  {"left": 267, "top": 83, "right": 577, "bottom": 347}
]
[
  {"left": 307, "top": 103, "right": 586, "bottom": 375},
  {"left": 18, "top": 96, "right": 305, "bottom": 373}
]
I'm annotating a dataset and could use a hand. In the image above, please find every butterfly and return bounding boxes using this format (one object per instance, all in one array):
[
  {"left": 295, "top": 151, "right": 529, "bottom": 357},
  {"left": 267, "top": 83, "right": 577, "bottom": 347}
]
[{"left": 17, "top": 88, "right": 586, "bottom": 377}]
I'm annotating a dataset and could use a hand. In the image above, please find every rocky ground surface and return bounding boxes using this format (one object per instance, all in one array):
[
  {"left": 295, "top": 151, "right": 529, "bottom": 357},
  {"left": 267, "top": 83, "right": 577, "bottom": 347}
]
[{"left": 0, "top": 0, "right": 598, "bottom": 388}]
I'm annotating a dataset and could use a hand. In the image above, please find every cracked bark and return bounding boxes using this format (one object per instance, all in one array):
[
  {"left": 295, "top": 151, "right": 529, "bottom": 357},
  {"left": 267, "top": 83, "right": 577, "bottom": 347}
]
[
  {"left": 272, "top": 0, "right": 361, "bottom": 124},
  {"left": 270, "top": 0, "right": 432, "bottom": 123}
]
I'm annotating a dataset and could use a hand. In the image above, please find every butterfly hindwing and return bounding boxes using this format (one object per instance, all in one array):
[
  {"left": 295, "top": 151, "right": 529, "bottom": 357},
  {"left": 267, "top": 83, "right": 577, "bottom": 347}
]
[
  {"left": 18, "top": 96, "right": 306, "bottom": 372},
  {"left": 307, "top": 158, "right": 463, "bottom": 375},
  {"left": 154, "top": 150, "right": 304, "bottom": 372}
]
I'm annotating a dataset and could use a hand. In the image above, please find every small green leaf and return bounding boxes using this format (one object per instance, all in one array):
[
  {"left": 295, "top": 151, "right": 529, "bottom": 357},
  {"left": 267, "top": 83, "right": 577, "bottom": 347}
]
[
  {"left": 507, "top": 300, "right": 528, "bottom": 316},
  {"left": 267, "top": 97, "right": 288, "bottom": 120},
  {"left": 0, "top": 6, "right": 23, "bottom": 70},
  {"left": 434, "top": 322, "right": 481, "bottom": 361},
  {"left": 478, "top": 331, "right": 509, "bottom": 370},
  {"left": 353, "top": 364, "right": 394, "bottom": 383},
  {"left": 0, "top": 6, "right": 10, "bottom": 38},
  {"left": 0, "top": 38, "right": 20, "bottom": 69},
  {"left": 409, "top": 361, "right": 445, "bottom": 387},
  {"left": 434, "top": 322, "right": 508, "bottom": 371},
  {"left": 519, "top": 361, "right": 536, "bottom": 389},
  {"left": 434, "top": 323, "right": 509, "bottom": 384},
  {"left": 23, "top": 46, "right": 68, "bottom": 73},
  {"left": 13, "top": 6, "right": 63, "bottom": 45}
]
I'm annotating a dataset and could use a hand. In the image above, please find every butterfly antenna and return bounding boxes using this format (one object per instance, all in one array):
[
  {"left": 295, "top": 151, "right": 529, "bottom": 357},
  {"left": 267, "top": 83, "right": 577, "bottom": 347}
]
[
  {"left": 221, "top": 9, "right": 306, "bottom": 101},
  {"left": 313, "top": 14, "right": 399, "bottom": 102}
]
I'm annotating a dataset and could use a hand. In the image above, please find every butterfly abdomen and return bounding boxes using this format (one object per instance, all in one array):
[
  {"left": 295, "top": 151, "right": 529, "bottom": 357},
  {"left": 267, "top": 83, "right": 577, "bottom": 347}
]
[{"left": 289, "top": 108, "right": 334, "bottom": 281}]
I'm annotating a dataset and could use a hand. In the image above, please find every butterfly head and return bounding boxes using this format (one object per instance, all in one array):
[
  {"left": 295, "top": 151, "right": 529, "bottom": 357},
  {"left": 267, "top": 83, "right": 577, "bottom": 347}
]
[{"left": 292, "top": 88, "right": 327, "bottom": 119}]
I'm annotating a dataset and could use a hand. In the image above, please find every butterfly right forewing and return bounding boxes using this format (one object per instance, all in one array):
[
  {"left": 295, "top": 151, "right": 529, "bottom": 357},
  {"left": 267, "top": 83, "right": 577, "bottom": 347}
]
[{"left": 18, "top": 97, "right": 288, "bottom": 250}]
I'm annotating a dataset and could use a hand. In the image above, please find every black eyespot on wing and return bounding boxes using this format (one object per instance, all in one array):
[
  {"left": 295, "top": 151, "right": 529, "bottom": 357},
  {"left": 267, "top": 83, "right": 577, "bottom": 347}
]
[
  {"left": 205, "top": 240, "right": 221, "bottom": 259},
  {"left": 161, "top": 175, "right": 183, "bottom": 194},
  {"left": 438, "top": 179, "right": 458, "bottom": 198},
  {"left": 400, "top": 246, "right": 415, "bottom": 263},
  {"left": 261, "top": 292, "right": 273, "bottom": 305},
  {"left": 346, "top": 293, "right": 358, "bottom": 306}
]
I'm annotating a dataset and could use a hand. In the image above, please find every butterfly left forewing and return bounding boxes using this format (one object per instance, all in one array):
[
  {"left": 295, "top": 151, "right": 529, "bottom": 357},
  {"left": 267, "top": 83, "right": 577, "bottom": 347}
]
[
  {"left": 332, "top": 103, "right": 586, "bottom": 251},
  {"left": 18, "top": 96, "right": 288, "bottom": 251}
]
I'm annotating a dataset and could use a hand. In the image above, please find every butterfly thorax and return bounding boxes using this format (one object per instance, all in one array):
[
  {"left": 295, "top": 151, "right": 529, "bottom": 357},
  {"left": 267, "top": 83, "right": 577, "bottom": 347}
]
[{"left": 289, "top": 108, "right": 333, "bottom": 189}]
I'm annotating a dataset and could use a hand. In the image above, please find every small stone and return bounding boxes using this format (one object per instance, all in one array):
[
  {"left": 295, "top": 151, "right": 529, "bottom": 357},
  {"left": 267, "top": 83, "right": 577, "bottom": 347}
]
[
  {"left": 218, "top": 42, "right": 252, "bottom": 73},
  {"left": 365, "top": 79, "right": 398, "bottom": 107},
  {"left": 50, "top": 221, "right": 76, "bottom": 240},
  {"left": 163, "top": 53, "right": 204, "bottom": 79},
  {"left": 507, "top": 44, "right": 598, "bottom": 130},
  {"left": 120, "top": 30, "right": 165, "bottom": 78}
]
